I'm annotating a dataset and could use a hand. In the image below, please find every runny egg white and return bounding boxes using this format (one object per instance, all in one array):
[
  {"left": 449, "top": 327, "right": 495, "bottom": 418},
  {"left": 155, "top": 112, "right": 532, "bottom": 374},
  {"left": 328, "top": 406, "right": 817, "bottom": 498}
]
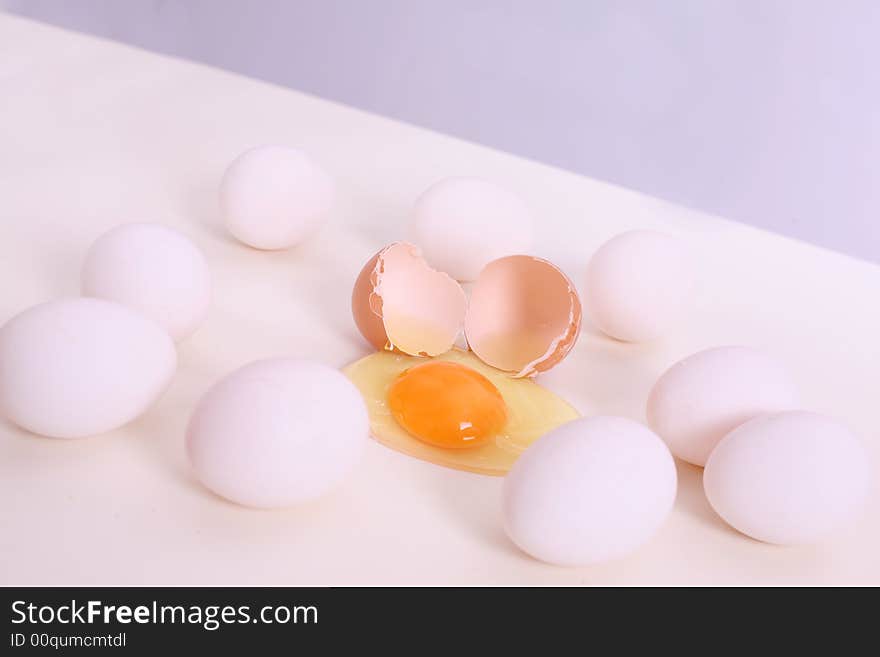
[{"left": 344, "top": 348, "right": 579, "bottom": 476}]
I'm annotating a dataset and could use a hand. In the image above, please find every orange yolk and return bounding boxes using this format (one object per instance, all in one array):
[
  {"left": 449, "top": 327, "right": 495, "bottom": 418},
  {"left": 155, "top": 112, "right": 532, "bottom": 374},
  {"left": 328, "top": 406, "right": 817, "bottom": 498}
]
[{"left": 387, "top": 360, "right": 508, "bottom": 449}]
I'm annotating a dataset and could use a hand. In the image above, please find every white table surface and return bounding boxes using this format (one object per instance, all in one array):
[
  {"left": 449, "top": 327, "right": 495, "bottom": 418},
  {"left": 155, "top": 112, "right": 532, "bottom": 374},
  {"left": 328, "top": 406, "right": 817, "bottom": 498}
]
[{"left": 1, "top": 14, "right": 878, "bottom": 586}]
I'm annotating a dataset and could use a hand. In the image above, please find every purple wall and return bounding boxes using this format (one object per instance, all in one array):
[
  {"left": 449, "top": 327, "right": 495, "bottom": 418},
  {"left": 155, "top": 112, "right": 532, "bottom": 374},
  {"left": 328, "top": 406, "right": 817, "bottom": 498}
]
[{"left": 4, "top": 0, "right": 879, "bottom": 262}]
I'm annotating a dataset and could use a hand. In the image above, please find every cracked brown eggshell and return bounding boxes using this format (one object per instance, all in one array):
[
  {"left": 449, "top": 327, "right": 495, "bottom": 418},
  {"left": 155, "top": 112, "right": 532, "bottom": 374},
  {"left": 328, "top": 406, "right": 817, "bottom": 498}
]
[
  {"left": 464, "top": 255, "right": 582, "bottom": 377},
  {"left": 352, "top": 245, "right": 581, "bottom": 375},
  {"left": 351, "top": 242, "right": 467, "bottom": 356}
]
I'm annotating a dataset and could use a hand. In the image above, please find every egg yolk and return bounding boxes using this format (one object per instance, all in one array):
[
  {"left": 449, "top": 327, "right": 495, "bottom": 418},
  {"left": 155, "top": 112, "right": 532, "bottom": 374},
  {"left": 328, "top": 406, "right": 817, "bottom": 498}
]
[{"left": 387, "top": 360, "right": 508, "bottom": 449}]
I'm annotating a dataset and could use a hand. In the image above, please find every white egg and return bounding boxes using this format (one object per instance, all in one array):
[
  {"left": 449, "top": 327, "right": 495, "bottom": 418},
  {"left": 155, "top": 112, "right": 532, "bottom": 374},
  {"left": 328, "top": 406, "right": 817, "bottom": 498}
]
[
  {"left": 647, "top": 346, "right": 798, "bottom": 466},
  {"left": 503, "top": 416, "right": 677, "bottom": 566},
  {"left": 409, "top": 177, "right": 533, "bottom": 281},
  {"left": 220, "top": 145, "right": 334, "bottom": 250},
  {"left": 0, "top": 298, "right": 176, "bottom": 438},
  {"left": 705, "top": 411, "right": 870, "bottom": 545},
  {"left": 585, "top": 230, "right": 693, "bottom": 342},
  {"left": 81, "top": 222, "right": 212, "bottom": 341},
  {"left": 186, "top": 358, "right": 368, "bottom": 508}
]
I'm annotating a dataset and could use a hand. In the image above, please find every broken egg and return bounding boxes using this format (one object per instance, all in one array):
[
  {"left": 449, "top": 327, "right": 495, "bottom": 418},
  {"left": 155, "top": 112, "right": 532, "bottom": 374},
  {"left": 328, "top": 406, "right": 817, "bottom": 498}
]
[
  {"left": 465, "top": 255, "right": 582, "bottom": 377},
  {"left": 351, "top": 242, "right": 467, "bottom": 356},
  {"left": 343, "top": 348, "right": 579, "bottom": 475},
  {"left": 351, "top": 243, "right": 581, "bottom": 376},
  {"left": 349, "top": 243, "right": 582, "bottom": 474}
]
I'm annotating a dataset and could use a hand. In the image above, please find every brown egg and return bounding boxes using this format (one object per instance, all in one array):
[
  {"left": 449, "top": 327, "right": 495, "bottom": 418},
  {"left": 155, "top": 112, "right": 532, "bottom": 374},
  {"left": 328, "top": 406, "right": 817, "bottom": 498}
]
[
  {"left": 464, "top": 255, "right": 582, "bottom": 377},
  {"left": 351, "top": 242, "right": 467, "bottom": 356}
]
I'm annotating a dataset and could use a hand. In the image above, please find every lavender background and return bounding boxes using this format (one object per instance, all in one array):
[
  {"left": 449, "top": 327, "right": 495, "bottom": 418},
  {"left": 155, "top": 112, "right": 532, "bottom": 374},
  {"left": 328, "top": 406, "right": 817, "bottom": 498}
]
[{"left": 3, "top": 0, "right": 878, "bottom": 262}]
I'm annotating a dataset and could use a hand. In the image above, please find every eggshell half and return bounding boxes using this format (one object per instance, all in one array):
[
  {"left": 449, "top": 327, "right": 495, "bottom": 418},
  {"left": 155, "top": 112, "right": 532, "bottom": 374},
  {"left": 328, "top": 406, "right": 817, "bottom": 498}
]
[
  {"left": 351, "top": 242, "right": 467, "bottom": 356},
  {"left": 704, "top": 411, "right": 870, "bottom": 545},
  {"left": 647, "top": 346, "right": 799, "bottom": 466},
  {"left": 503, "top": 416, "right": 677, "bottom": 566},
  {"left": 465, "top": 255, "right": 582, "bottom": 377},
  {"left": 0, "top": 298, "right": 176, "bottom": 438}
]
